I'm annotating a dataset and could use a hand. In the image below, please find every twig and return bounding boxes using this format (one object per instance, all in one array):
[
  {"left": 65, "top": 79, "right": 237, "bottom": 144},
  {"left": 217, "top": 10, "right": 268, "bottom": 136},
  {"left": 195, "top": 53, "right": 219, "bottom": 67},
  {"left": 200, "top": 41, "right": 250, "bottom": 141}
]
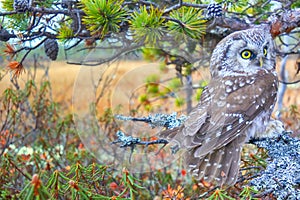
[
  {"left": 162, "top": 16, "right": 186, "bottom": 28},
  {"left": 64, "top": 39, "right": 83, "bottom": 51},
  {"left": 0, "top": 11, "right": 17, "bottom": 16},
  {"left": 19, "top": 38, "right": 48, "bottom": 65},
  {"left": 279, "top": 79, "right": 300, "bottom": 85},
  {"left": 7, "top": 157, "right": 31, "bottom": 180},
  {"left": 111, "top": 131, "right": 168, "bottom": 148},
  {"left": 123, "top": 1, "right": 159, "bottom": 8},
  {"left": 111, "top": 131, "right": 169, "bottom": 162},
  {"left": 115, "top": 112, "right": 187, "bottom": 129},
  {"left": 66, "top": 44, "right": 143, "bottom": 66},
  {"left": 164, "top": 2, "right": 207, "bottom": 14}
]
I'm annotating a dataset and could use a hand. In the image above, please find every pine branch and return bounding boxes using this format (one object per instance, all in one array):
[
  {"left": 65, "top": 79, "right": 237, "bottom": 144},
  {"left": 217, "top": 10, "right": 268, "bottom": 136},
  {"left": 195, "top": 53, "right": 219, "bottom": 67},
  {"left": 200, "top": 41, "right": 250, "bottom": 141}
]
[{"left": 0, "top": 1, "right": 299, "bottom": 70}]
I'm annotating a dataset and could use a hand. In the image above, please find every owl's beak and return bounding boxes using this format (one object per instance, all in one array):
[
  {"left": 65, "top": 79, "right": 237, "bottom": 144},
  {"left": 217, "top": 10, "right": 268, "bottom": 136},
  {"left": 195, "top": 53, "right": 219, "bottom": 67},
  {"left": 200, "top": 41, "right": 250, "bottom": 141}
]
[{"left": 259, "top": 57, "right": 263, "bottom": 67}]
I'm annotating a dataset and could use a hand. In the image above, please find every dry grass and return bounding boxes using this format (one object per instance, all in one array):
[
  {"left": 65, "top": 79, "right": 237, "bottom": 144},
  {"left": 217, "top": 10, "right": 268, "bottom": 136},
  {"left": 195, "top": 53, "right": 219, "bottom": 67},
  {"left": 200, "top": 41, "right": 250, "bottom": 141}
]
[
  {"left": 1, "top": 58, "right": 300, "bottom": 118},
  {"left": 1, "top": 61, "right": 79, "bottom": 111},
  {"left": 1, "top": 60, "right": 165, "bottom": 113}
]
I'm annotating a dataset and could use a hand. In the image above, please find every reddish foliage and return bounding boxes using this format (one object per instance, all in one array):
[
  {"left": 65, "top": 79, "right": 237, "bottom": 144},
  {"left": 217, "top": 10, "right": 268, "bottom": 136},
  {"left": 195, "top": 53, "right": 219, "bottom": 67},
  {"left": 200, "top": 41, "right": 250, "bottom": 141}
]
[
  {"left": 4, "top": 43, "right": 16, "bottom": 58},
  {"left": 31, "top": 174, "right": 42, "bottom": 196},
  {"left": 181, "top": 169, "right": 186, "bottom": 176},
  {"left": 0, "top": 130, "right": 12, "bottom": 147},
  {"left": 20, "top": 154, "right": 31, "bottom": 162},
  {"left": 109, "top": 182, "right": 118, "bottom": 190},
  {"left": 69, "top": 180, "right": 80, "bottom": 191},
  {"left": 78, "top": 143, "right": 84, "bottom": 150},
  {"left": 7, "top": 61, "right": 25, "bottom": 78}
]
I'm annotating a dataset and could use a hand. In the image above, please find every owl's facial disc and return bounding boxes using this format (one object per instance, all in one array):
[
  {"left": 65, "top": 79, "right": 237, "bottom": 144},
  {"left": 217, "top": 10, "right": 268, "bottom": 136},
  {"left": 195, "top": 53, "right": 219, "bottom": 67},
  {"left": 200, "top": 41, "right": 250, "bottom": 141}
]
[{"left": 209, "top": 28, "right": 275, "bottom": 77}]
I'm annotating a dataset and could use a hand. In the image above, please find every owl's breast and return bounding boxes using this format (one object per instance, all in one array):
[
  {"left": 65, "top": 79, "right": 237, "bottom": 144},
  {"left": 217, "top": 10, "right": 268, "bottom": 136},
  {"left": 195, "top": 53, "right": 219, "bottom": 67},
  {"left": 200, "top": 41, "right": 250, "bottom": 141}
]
[
  {"left": 222, "top": 69, "right": 277, "bottom": 112},
  {"left": 219, "top": 69, "right": 278, "bottom": 139}
]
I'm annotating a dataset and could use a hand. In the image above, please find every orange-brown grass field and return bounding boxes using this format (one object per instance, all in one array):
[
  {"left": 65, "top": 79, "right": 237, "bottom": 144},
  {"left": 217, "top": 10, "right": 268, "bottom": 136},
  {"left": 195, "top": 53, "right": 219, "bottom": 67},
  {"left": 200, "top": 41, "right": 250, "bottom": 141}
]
[
  {"left": 1, "top": 61, "right": 150, "bottom": 112},
  {"left": 1, "top": 57, "right": 300, "bottom": 131},
  {"left": 1, "top": 61, "right": 81, "bottom": 102}
]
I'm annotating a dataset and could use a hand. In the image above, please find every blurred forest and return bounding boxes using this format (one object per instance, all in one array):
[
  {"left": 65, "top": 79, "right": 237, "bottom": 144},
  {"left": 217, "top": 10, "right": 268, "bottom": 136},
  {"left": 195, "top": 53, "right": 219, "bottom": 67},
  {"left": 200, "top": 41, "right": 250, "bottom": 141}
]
[{"left": 0, "top": 0, "right": 300, "bottom": 199}]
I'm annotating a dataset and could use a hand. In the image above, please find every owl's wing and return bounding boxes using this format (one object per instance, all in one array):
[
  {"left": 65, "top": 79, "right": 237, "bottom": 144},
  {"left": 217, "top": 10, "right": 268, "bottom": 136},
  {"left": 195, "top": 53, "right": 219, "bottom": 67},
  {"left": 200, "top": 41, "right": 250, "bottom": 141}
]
[
  {"left": 159, "top": 70, "right": 278, "bottom": 158},
  {"left": 157, "top": 85, "right": 211, "bottom": 140}
]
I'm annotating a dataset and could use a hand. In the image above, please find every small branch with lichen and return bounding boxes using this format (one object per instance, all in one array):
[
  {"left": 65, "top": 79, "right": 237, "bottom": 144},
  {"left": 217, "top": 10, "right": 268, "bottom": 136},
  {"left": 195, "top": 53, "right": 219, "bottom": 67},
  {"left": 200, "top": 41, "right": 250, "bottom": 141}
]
[
  {"left": 111, "top": 130, "right": 169, "bottom": 148},
  {"left": 111, "top": 130, "right": 169, "bottom": 162},
  {"left": 115, "top": 112, "right": 187, "bottom": 129},
  {"left": 111, "top": 112, "right": 186, "bottom": 159},
  {"left": 250, "top": 132, "right": 300, "bottom": 199}
]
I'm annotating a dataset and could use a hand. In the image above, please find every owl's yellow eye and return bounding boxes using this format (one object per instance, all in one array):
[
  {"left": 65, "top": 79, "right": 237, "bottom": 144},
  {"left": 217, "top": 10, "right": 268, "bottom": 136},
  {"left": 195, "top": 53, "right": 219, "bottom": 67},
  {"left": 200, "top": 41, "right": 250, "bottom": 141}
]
[
  {"left": 263, "top": 47, "right": 268, "bottom": 56},
  {"left": 241, "top": 50, "right": 252, "bottom": 59}
]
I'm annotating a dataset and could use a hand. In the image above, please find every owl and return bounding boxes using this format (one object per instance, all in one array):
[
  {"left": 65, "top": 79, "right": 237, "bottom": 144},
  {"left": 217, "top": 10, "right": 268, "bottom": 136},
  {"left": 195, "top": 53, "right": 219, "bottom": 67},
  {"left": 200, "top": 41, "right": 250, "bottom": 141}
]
[{"left": 159, "top": 26, "right": 283, "bottom": 186}]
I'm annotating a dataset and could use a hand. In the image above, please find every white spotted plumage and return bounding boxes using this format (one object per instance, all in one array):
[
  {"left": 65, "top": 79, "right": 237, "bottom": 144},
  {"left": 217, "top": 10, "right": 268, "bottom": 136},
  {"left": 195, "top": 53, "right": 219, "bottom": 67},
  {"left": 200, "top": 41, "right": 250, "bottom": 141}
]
[{"left": 159, "top": 26, "right": 280, "bottom": 186}]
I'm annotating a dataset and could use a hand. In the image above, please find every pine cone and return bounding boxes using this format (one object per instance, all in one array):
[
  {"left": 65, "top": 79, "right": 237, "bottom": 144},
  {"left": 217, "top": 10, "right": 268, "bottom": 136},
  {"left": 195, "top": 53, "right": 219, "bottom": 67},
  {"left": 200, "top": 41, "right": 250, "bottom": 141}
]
[
  {"left": 61, "top": 0, "right": 69, "bottom": 8},
  {"left": 0, "top": 29, "right": 10, "bottom": 42},
  {"left": 44, "top": 38, "right": 59, "bottom": 61},
  {"left": 61, "top": 0, "right": 78, "bottom": 9},
  {"left": 206, "top": 3, "right": 222, "bottom": 19},
  {"left": 13, "top": 0, "right": 32, "bottom": 12}
]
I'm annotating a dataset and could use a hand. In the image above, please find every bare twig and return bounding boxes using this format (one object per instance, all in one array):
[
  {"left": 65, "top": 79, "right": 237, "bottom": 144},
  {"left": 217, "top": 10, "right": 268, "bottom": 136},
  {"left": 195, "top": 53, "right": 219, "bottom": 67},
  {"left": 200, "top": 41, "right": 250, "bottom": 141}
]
[
  {"left": 66, "top": 44, "right": 142, "bottom": 66},
  {"left": 123, "top": 1, "right": 159, "bottom": 8},
  {"left": 18, "top": 38, "right": 48, "bottom": 65},
  {"left": 164, "top": 2, "right": 207, "bottom": 14},
  {"left": 279, "top": 79, "right": 300, "bottom": 85},
  {"left": 7, "top": 157, "right": 31, "bottom": 180}
]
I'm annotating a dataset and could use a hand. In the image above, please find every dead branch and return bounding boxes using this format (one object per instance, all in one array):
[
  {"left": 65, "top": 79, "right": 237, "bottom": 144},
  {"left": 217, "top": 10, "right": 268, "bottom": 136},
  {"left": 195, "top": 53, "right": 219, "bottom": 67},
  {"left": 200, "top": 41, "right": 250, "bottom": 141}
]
[{"left": 270, "top": 9, "right": 300, "bottom": 38}]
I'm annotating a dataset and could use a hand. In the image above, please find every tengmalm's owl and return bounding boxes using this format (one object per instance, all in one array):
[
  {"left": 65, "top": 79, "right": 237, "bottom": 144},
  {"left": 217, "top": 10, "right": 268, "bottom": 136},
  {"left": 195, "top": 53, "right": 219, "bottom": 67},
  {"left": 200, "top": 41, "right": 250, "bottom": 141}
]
[{"left": 159, "top": 26, "right": 283, "bottom": 185}]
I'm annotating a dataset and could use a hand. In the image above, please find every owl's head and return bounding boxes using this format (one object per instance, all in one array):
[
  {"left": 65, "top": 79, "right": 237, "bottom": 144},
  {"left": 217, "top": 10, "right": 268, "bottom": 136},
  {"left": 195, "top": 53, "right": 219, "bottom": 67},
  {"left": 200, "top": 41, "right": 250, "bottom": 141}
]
[{"left": 210, "top": 27, "right": 276, "bottom": 78}]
